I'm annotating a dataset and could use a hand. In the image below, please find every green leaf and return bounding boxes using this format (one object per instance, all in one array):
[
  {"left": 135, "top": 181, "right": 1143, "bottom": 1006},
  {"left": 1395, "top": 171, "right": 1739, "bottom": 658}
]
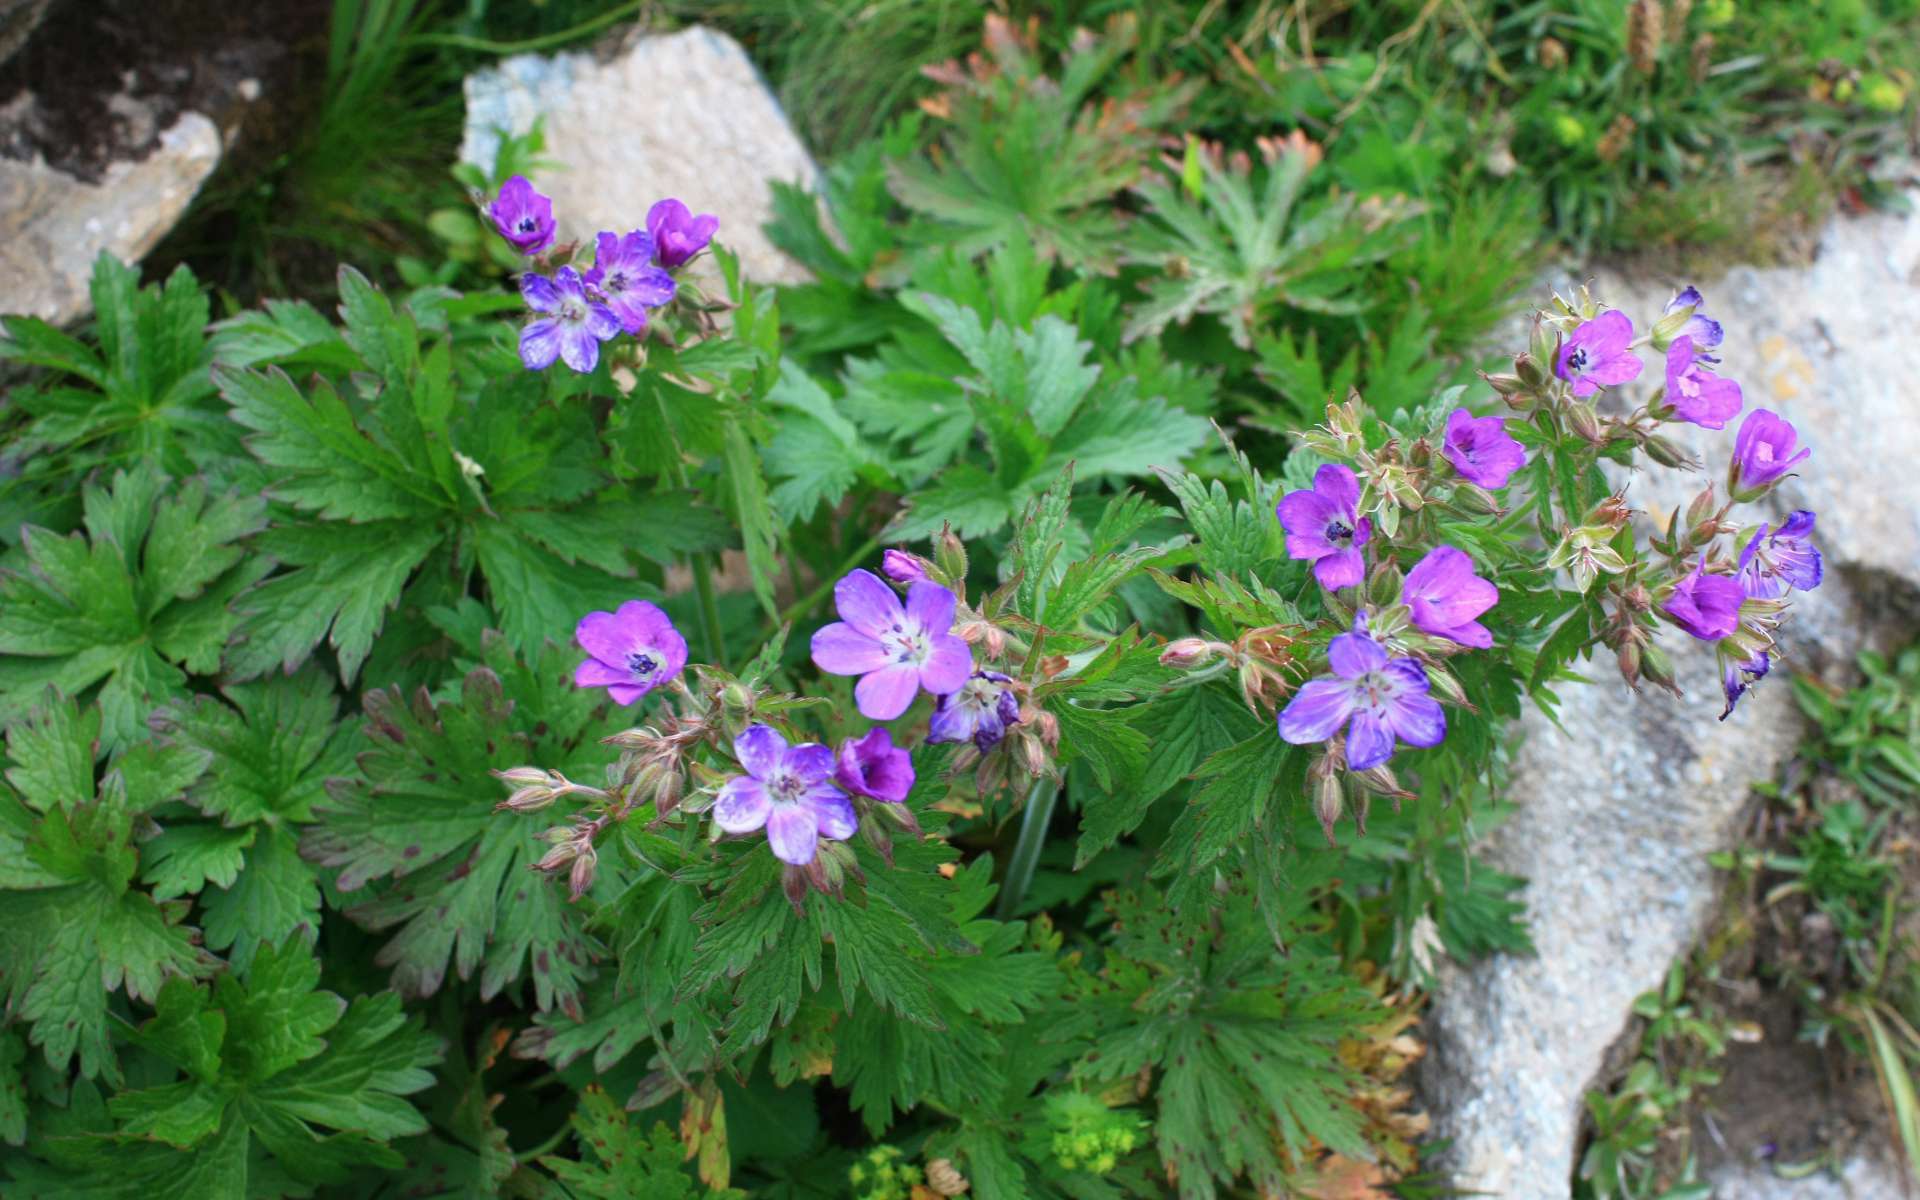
[
  {"left": 540, "top": 1085, "right": 741, "bottom": 1199},
  {"left": 723, "top": 418, "right": 781, "bottom": 619}
]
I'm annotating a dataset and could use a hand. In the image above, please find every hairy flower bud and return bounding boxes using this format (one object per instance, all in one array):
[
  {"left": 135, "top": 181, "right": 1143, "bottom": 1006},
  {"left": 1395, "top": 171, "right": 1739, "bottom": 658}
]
[
  {"left": 1313, "top": 767, "right": 1345, "bottom": 846},
  {"left": 1565, "top": 401, "right": 1603, "bottom": 444},
  {"left": 494, "top": 766, "right": 563, "bottom": 812},
  {"left": 1616, "top": 638, "right": 1643, "bottom": 690},
  {"left": 1482, "top": 371, "right": 1525, "bottom": 397},
  {"left": 1451, "top": 482, "right": 1502, "bottom": 516},
  {"left": 567, "top": 845, "right": 598, "bottom": 901},
  {"left": 1515, "top": 350, "right": 1548, "bottom": 391},
  {"left": 926, "top": 1158, "right": 970, "bottom": 1196},
  {"left": 1643, "top": 435, "right": 1696, "bottom": 470},
  {"left": 1627, "top": 0, "right": 1662, "bottom": 72},
  {"left": 1640, "top": 641, "right": 1682, "bottom": 696},
  {"left": 935, "top": 525, "right": 969, "bottom": 585},
  {"left": 1538, "top": 35, "right": 1567, "bottom": 69},
  {"left": 1425, "top": 663, "right": 1472, "bottom": 709},
  {"left": 881, "top": 548, "right": 931, "bottom": 583},
  {"left": 1159, "top": 637, "right": 1215, "bottom": 668},
  {"left": 1587, "top": 492, "right": 1634, "bottom": 531}
]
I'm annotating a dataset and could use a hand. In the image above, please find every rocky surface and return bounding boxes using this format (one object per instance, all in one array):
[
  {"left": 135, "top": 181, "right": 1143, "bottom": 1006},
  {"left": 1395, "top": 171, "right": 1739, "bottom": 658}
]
[
  {"left": 1709, "top": 1153, "right": 1911, "bottom": 1199},
  {"left": 1420, "top": 202, "right": 1920, "bottom": 1198},
  {"left": 461, "top": 25, "right": 821, "bottom": 286}
]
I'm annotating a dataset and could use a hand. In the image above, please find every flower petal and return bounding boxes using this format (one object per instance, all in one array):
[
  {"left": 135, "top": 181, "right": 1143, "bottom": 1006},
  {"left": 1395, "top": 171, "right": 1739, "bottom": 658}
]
[
  {"left": 1327, "top": 629, "right": 1388, "bottom": 678},
  {"left": 904, "top": 581, "right": 957, "bottom": 636},
  {"left": 1278, "top": 679, "right": 1357, "bottom": 744},
  {"left": 1312, "top": 549, "right": 1365, "bottom": 590},
  {"left": 557, "top": 325, "right": 600, "bottom": 374},
  {"left": 628, "top": 267, "right": 676, "bottom": 308},
  {"left": 810, "top": 623, "right": 890, "bottom": 676},
  {"left": 1386, "top": 693, "right": 1447, "bottom": 749},
  {"left": 918, "top": 634, "right": 974, "bottom": 696},
  {"left": 576, "top": 609, "right": 643, "bottom": 665},
  {"left": 1344, "top": 711, "right": 1395, "bottom": 771},
  {"left": 833, "top": 569, "right": 906, "bottom": 638},
  {"left": 734, "top": 725, "right": 788, "bottom": 778},
  {"left": 713, "top": 777, "right": 771, "bottom": 833},
  {"left": 781, "top": 742, "right": 835, "bottom": 785},
  {"left": 802, "top": 785, "right": 857, "bottom": 841},
  {"left": 574, "top": 658, "right": 628, "bottom": 688},
  {"left": 605, "top": 684, "right": 647, "bottom": 706},
  {"left": 855, "top": 663, "right": 923, "bottom": 721},
  {"left": 519, "top": 319, "right": 561, "bottom": 370},
  {"left": 520, "top": 273, "right": 561, "bottom": 313},
  {"left": 1312, "top": 463, "right": 1359, "bottom": 510},
  {"left": 766, "top": 804, "right": 819, "bottom": 865},
  {"left": 1277, "top": 488, "right": 1338, "bottom": 538}
]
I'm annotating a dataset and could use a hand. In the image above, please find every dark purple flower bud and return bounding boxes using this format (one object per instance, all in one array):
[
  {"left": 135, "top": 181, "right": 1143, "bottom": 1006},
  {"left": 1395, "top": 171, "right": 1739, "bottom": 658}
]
[
  {"left": 574, "top": 599, "right": 688, "bottom": 703},
  {"left": 834, "top": 727, "right": 915, "bottom": 803},
  {"left": 1663, "top": 336, "right": 1743, "bottom": 430},
  {"left": 1441, "top": 407, "right": 1528, "bottom": 490},
  {"left": 1738, "top": 512, "right": 1823, "bottom": 600},
  {"left": 520, "top": 267, "right": 621, "bottom": 373},
  {"left": 1555, "top": 310, "right": 1643, "bottom": 397},
  {"left": 1403, "top": 545, "right": 1498, "bottom": 649},
  {"left": 1729, "top": 409, "right": 1810, "bottom": 499},
  {"left": 881, "top": 549, "right": 930, "bottom": 583},
  {"left": 646, "top": 198, "right": 719, "bottom": 268},
  {"left": 488, "top": 175, "right": 556, "bottom": 256},
  {"left": 1276, "top": 463, "right": 1373, "bottom": 590},
  {"left": 811, "top": 570, "right": 973, "bottom": 719},
  {"left": 1278, "top": 616, "right": 1445, "bottom": 771},
  {"left": 1719, "top": 651, "right": 1771, "bottom": 720},
  {"left": 584, "top": 230, "right": 676, "bottom": 334},
  {"left": 1664, "top": 286, "right": 1724, "bottom": 351},
  {"left": 1660, "top": 557, "right": 1743, "bottom": 641},
  {"left": 928, "top": 671, "right": 1021, "bottom": 751},
  {"left": 712, "top": 724, "right": 856, "bottom": 866}
]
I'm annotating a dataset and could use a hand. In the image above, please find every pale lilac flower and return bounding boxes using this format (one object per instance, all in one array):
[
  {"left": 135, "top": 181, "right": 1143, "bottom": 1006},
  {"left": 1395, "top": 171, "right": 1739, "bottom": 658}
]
[
  {"left": 811, "top": 570, "right": 972, "bottom": 720},
  {"left": 574, "top": 600, "right": 688, "bottom": 704},
  {"left": 488, "top": 175, "right": 555, "bottom": 256},
  {"left": 1278, "top": 617, "right": 1445, "bottom": 771},
  {"left": 712, "top": 725, "right": 856, "bottom": 866},
  {"left": 1403, "top": 545, "right": 1498, "bottom": 649},
  {"left": 1664, "top": 335, "right": 1743, "bottom": 429},
  {"left": 1719, "top": 651, "right": 1771, "bottom": 721},
  {"left": 1556, "top": 310, "right": 1643, "bottom": 397},
  {"left": 880, "top": 549, "right": 929, "bottom": 584},
  {"left": 834, "top": 727, "right": 915, "bottom": 803},
  {"left": 520, "top": 267, "right": 620, "bottom": 373},
  {"left": 1661, "top": 557, "right": 1744, "bottom": 641},
  {"left": 1277, "top": 464, "right": 1372, "bottom": 590},
  {"left": 1738, "top": 512, "right": 1823, "bottom": 600},
  {"left": 647, "top": 199, "right": 719, "bottom": 269},
  {"left": 1730, "top": 409, "right": 1810, "bottom": 498},
  {"left": 1664, "top": 286, "right": 1724, "bottom": 352},
  {"left": 928, "top": 671, "right": 1021, "bottom": 751},
  {"left": 585, "top": 231, "right": 676, "bottom": 334},
  {"left": 1441, "top": 408, "right": 1527, "bottom": 490}
]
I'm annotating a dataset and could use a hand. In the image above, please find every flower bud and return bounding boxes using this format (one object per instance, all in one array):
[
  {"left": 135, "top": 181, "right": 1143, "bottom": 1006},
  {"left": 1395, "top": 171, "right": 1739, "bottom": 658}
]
[
  {"left": 567, "top": 845, "right": 598, "bottom": 901},
  {"left": 1368, "top": 561, "right": 1403, "bottom": 608},
  {"left": 1159, "top": 637, "right": 1215, "bottom": 668},
  {"left": 1565, "top": 401, "right": 1603, "bottom": 443},
  {"left": 1623, "top": 583, "right": 1652, "bottom": 612},
  {"left": 1616, "top": 638, "right": 1642, "bottom": 690},
  {"left": 1451, "top": 482, "right": 1503, "bottom": 515},
  {"left": 1643, "top": 435, "right": 1696, "bottom": 469},
  {"left": 533, "top": 837, "right": 579, "bottom": 874},
  {"left": 1313, "top": 768, "right": 1345, "bottom": 846},
  {"left": 1482, "top": 371, "right": 1525, "bottom": 397},
  {"left": 926, "top": 1158, "right": 970, "bottom": 1196},
  {"left": 935, "top": 525, "right": 969, "bottom": 585},
  {"left": 1539, "top": 35, "right": 1567, "bottom": 68},
  {"left": 1587, "top": 492, "right": 1634, "bottom": 531},
  {"left": 881, "top": 548, "right": 931, "bottom": 583},
  {"left": 1375, "top": 463, "right": 1423, "bottom": 512},
  {"left": 1640, "top": 641, "right": 1681, "bottom": 696},
  {"left": 1034, "top": 708, "right": 1060, "bottom": 749},
  {"left": 1515, "top": 351, "right": 1548, "bottom": 391},
  {"left": 494, "top": 766, "right": 562, "bottom": 812},
  {"left": 720, "top": 680, "right": 754, "bottom": 717},
  {"left": 1425, "top": 664, "right": 1472, "bottom": 709}
]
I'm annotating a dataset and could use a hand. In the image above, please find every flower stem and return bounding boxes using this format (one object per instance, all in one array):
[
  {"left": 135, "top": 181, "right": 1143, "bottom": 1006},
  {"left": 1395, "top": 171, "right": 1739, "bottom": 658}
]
[
  {"left": 654, "top": 389, "right": 727, "bottom": 668},
  {"left": 995, "top": 775, "right": 1060, "bottom": 922}
]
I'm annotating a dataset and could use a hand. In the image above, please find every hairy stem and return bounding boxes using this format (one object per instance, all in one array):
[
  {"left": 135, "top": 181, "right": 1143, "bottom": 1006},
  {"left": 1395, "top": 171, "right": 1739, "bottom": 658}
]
[{"left": 996, "top": 775, "right": 1060, "bottom": 922}]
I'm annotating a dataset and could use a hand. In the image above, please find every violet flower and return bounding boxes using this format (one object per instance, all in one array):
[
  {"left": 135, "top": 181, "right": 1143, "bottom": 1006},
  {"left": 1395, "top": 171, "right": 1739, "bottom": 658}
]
[
  {"left": 647, "top": 199, "right": 719, "bottom": 269},
  {"left": 1663, "top": 336, "right": 1743, "bottom": 429},
  {"left": 1661, "top": 557, "right": 1744, "bottom": 641},
  {"left": 834, "top": 727, "right": 915, "bottom": 803},
  {"left": 1441, "top": 408, "right": 1528, "bottom": 490},
  {"left": 520, "top": 267, "right": 620, "bottom": 374},
  {"left": 1730, "top": 409, "right": 1810, "bottom": 498},
  {"left": 881, "top": 549, "right": 929, "bottom": 584},
  {"left": 1278, "top": 617, "right": 1445, "bottom": 771},
  {"left": 585, "top": 231, "right": 676, "bottom": 334},
  {"left": 712, "top": 725, "right": 856, "bottom": 866},
  {"left": 1277, "top": 464, "right": 1373, "bottom": 589},
  {"left": 1556, "top": 310, "right": 1643, "bottom": 397},
  {"left": 488, "top": 175, "right": 556, "bottom": 256},
  {"left": 928, "top": 671, "right": 1021, "bottom": 751},
  {"left": 810, "top": 570, "right": 972, "bottom": 720},
  {"left": 1738, "top": 512, "right": 1823, "bottom": 600},
  {"left": 1719, "top": 651, "right": 1771, "bottom": 721},
  {"left": 1664, "top": 286, "right": 1724, "bottom": 352},
  {"left": 574, "top": 600, "right": 688, "bottom": 704},
  {"left": 1403, "top": 545, "right": 1498, "bottom": 649}
]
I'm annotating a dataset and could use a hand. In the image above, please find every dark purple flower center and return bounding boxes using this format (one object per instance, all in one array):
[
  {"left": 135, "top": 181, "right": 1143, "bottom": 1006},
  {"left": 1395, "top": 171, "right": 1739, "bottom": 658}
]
[
  {"left": 517, "top": 217, "right": 538, "bottom": 233},
  {"left": 765, "top": 770, "right": 805, "bottom": 803},
  {"left": 888, "top": 622, "right": 930, "bottom": 666},
  {"left": 603, "top": 271, "right": 627, "bottom": 294},
  {"left": 1325, "top": 520, "right": 1355, "bottom": 546},
  {"left": 627, "top": 651, "right": 657, "bottom": 678},
  {"left": 1565, "top": 346, "right": 1590, "bottom": 374},
  {"left": 1353, "top": 670, "right": 1398, "bottom": 711}
]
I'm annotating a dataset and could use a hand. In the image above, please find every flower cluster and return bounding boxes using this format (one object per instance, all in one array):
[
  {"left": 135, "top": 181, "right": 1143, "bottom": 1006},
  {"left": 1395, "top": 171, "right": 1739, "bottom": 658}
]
[{"left": 486, "top": 176, "right": 717, "bottom": 374}]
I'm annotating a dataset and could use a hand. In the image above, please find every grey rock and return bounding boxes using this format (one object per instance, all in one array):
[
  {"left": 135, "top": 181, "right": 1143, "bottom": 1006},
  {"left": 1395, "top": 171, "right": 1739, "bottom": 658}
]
[
  {"left": 461, "top": 25, "right": 820, "bottom": 286},
  {"left": 0, "top": 111, "right": 221, "bottom": 324},
  {"left": 1421, "top": 203, "right": 1920, "bottom": 1198},
  {"left": 1710, "top": 1153, "right": 1910, "bottom": 1199}
]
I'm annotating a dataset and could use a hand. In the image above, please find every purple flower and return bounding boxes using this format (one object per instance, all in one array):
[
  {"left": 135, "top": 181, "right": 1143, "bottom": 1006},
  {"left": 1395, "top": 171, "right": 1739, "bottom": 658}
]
[
  {"left": 1277, "top": 464, "right": 1373, "bottom": 590},
  {"left": 880, "top": 549, "right": 929, "bottom": 584},
  {"left": 1403, "top": 545, "right": 1498, "bottom": 649},
  {"left": 1556, "top": 310, "right": 1643, "bottom": 398},
  {"left": 1442, "top": 408, "right": 1528, "bottom": 490},
  {"left": 928, "top": 671, "right": 1021, "bottom": 751},
  {"left": 1661, "top": 557, "right": 1744, "bottom": 641},
  {"left": 647, "top": 199, "right": 719, "bottom": 269},
  {"left": 1664, "top": 336, "right": 1743, "bottom": 430},
  {"left": 520, "top": 267, "right": 620, "bottom": 373},
  {"left": 584, "top": 231, "right": 676, "bottom": 334},
  {"left": 1664, "top": 286, "right": 1724, "bottom": 351},
  {"left": 834, "top": 727, "right": 916, "bottom": 803},
  {"left": 574, "top": 600, "right": 688, "bottom": 704},
  {"left": 811, "top": 570, "right": 972, "bottom": 720},
  {"left": 1738, "top": 512, "right": 1823, "bottom": 600},
  {"left": 488, "top": 175, "right": 556, "bottom": 256},
  {"left": 1719, "top": 651, "right": 1771, "bottom": 721},
  {"left": 712, "top": 725, "right": 856, "bottom": 866},
  {"left": 1278, "top": 618, "right": 1445, "bottom": 771},
  {"left": 1730, "top": 409, "right": 1810, "bottom": 497}
]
